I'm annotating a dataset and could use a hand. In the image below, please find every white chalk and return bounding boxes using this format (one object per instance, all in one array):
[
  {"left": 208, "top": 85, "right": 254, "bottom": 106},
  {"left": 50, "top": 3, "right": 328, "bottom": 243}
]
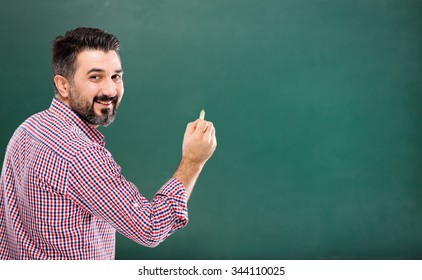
[{"left": 199, "top": 109, "right": 205, "bottom": 120}]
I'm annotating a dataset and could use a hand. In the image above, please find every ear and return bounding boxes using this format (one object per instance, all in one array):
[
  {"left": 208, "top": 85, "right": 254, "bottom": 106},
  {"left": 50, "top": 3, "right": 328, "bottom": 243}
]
[{"left": 53, "top": 75, "right": 71, "bottom": 98}]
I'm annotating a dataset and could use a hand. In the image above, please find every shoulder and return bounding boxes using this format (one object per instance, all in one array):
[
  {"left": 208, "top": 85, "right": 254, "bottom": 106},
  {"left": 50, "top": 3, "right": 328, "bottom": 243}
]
[{"left": 20, "top": 109, "right": 100, "bottom": 160}]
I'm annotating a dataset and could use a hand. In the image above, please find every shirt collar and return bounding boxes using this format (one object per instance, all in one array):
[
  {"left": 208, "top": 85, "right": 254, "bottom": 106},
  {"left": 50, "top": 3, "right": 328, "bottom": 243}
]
[{"left": 49, "top": 98, "right": 105, "bottom": 146}]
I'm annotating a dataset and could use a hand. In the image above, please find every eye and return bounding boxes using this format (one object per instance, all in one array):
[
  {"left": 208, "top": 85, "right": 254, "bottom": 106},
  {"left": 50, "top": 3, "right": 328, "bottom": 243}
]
[
  {"left": 112, "top": 74, "right": 122, "bottom": 82},
  {"left": 89, "top": 75, "right": 101, "bottom": 81}
]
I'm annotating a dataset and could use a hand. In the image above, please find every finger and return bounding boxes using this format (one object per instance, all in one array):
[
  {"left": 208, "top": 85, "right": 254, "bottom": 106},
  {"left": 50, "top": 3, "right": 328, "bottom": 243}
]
[
  {"left": 207, "top": 125, "right": 215, "bottom": 143},
  {"left": 202, "top": 122, "right": 215, "bottom": 144},
  {"left": 195, "top": 120, "right": 208, "bottom": 134},
  {"left": 210, "top": 124, "right": 217, "bottom": 146},
  {"left": 185, "top": 120, "right": 199, "bottom": 135},
  {"left": 205, "top": 122, "right": 214, "bottom": 138},
  {"left": 211, "top": 125, "right": 216, "bottom": 138}
]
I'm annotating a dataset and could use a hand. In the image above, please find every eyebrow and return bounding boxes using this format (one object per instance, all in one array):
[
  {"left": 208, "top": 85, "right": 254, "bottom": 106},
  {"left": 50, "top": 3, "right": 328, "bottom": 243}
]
[{"left": 86, "top": 68, "right": 124, "bottom": 75}]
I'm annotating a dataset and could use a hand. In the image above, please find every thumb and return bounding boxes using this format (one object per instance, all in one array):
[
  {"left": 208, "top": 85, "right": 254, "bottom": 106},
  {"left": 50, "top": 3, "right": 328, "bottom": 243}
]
[
  {"left": 185, "top": 120, "right": 199, "bottom": 136},
  {"left": 194, "top": 120, "right": 208, "bottom": 134}
]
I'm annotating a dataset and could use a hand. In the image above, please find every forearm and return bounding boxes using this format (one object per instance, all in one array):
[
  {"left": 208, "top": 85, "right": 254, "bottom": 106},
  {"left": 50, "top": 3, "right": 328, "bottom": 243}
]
[{"left": 172, "top": 159, "right": 204, "bottom": 200}]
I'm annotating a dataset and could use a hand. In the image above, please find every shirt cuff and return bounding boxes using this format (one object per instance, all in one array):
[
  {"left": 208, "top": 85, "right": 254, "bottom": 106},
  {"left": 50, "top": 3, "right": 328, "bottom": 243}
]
[
  {"left": 157, "top": 178, "right": 188, "bottom": 199},
  {"left": 156, "top": 178, "right": 189, "bottom": 232}
]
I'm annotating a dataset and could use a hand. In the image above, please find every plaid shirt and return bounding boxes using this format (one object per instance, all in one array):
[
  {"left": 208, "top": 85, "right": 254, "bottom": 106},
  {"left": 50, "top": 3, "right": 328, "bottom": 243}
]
[{"left": 0, "top": 98, "right": 188, "bottom": 259}]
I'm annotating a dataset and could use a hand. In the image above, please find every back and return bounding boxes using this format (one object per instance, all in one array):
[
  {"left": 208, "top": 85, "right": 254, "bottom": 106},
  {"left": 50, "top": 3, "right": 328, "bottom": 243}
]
[{"left": 0, "top": 102, "right": 115, "bottom": 259}]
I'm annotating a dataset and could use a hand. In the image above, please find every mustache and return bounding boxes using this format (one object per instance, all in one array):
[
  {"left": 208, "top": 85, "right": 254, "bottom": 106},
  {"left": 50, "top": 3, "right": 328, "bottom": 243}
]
[{"left": 94, "top": 95, "right": 118, "bottom": 103}]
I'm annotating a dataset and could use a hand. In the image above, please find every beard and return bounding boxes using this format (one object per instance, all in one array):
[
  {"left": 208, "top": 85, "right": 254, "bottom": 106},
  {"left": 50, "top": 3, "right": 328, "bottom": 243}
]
[{"left": 68, "top": 86, "right": 119, "bottom": 127}]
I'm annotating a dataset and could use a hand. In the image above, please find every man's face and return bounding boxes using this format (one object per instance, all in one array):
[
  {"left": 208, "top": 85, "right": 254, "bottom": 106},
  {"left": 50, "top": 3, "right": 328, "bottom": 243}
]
[{"left": 68, "top": 50, "right": 124, "bottom": 127}]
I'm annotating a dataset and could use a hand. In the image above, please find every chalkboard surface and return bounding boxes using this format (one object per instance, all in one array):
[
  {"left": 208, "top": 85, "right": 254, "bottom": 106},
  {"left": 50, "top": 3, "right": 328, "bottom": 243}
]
[{"left": 1, "top": 0, "right": 421, "bottom": 259}]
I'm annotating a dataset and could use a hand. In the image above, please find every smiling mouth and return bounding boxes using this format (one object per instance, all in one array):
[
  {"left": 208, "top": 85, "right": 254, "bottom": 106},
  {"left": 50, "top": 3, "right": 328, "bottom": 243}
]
[
  {"left": 96, "top": 100, "right": 113, "bottom": 105},
  {"left": 94, "top": 95, "right": 117, "bottom": 105}
]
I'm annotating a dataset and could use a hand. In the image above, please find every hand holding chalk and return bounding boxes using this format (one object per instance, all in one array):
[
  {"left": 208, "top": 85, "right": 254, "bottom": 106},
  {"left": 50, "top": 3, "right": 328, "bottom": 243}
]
[{"left": 182, "top": 108, "right": 216, "bottom": 164}]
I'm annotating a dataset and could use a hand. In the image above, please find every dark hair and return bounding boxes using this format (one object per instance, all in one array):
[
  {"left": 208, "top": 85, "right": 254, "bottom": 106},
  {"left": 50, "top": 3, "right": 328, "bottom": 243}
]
[{"left": 52, "top": 27, "right": 120, "bottom": 94}]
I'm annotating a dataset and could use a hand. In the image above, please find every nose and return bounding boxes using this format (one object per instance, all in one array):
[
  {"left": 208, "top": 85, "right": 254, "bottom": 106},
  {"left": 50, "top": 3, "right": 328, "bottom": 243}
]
[{"left": 101, "top": 77, "right": 117, "bottom": 97}]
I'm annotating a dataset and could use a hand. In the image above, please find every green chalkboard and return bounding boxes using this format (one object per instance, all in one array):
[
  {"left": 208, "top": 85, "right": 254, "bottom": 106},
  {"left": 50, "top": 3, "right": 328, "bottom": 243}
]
[{"left": 1, "top": 0, "right": 421, "bottom": 259}]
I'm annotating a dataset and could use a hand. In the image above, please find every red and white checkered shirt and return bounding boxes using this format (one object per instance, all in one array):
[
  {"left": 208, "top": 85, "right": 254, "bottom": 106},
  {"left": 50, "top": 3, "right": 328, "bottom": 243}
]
[{"left": 0, "top": 98, "right": 188, "bottom": 259}]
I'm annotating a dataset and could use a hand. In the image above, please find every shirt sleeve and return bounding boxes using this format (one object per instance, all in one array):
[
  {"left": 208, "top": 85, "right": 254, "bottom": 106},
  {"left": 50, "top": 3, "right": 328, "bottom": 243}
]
[{"left": 67, "top": 144, "right": 188, "bottom": 248}]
